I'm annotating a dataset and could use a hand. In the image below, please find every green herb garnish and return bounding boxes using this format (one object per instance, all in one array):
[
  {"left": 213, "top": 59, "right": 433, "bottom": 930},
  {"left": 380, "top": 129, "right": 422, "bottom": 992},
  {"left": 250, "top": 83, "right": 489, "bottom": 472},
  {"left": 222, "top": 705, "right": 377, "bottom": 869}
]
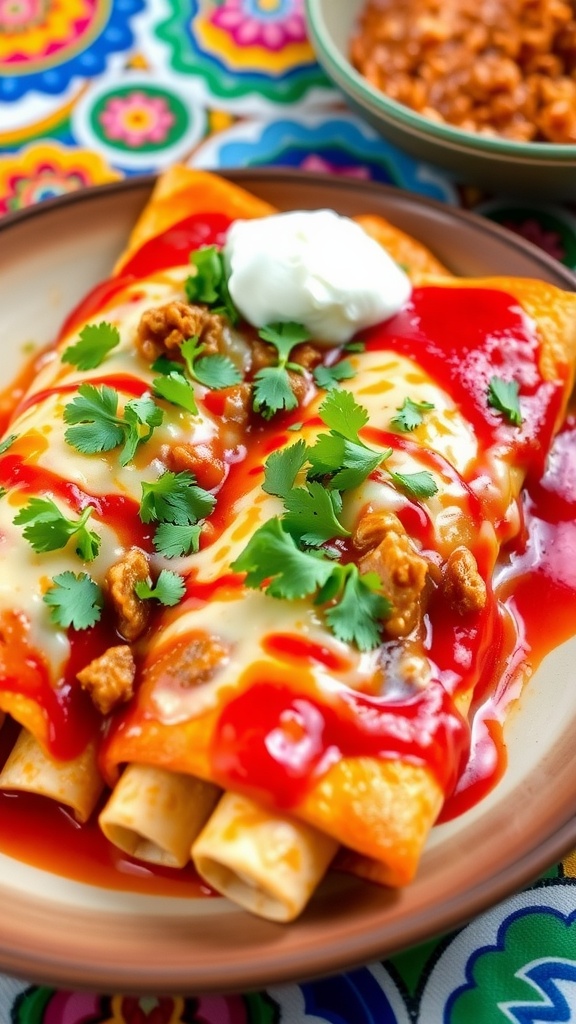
[
  {"left": 61, "top": 322, "right": 120, "bottom": 371},
  {"left": 252, "top": 321, "right": 311, "bottom": 420},
  {"left": 43, "top": 571, "right": 103, "bottom": 630},
  {"left": 390, "top": 396, "right": 435, "bottom": 432},
  {"left": 231, "top": 519, "right": 390, "bottom": 652},
  {"left": 135, "top": 569, "right": 186, "bottom": 607},
  {"left": 313, "top": 359, "right": 356, "bottom": 391},
  {"left": 184, "top": 246, "right": 238, "bottom": 323},
  {"left": 488, "top": 376, "right": 523, "bottom": 426},
  {"left": 63, "top": 384, "right": 163, "bottom": 466},
  {"left": 140, "top": 470, "right": 215, "bottom": 559},
  {"left": 14, "top": 498, "right": 101, "bottom": 561}
]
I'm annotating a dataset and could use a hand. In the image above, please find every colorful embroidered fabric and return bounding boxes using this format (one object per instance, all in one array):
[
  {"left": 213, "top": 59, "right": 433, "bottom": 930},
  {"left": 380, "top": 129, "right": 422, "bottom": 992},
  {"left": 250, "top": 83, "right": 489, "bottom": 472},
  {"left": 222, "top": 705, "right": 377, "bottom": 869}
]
[{"left": 1, "top": 1, "right": 575, "bottom": 1020}]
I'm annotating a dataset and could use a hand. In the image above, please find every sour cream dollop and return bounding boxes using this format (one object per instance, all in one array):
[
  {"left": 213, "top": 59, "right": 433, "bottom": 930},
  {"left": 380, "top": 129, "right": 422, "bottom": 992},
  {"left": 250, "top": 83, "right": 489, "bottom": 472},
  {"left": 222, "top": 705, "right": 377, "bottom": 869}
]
[{"left": 223, "top": 209, "right": 412, "bottom": 346}]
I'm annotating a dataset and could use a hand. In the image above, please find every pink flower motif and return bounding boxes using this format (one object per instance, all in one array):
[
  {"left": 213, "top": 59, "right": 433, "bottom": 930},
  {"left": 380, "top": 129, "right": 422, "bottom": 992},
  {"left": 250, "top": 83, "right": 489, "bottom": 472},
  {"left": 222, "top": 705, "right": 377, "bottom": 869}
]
[
  {"left": 99, "top": 92, "right": 175, "bottom": 148},
  {"left": 0, "top": 0, "right": 45, "bottom": 31},
  {"left": 300, "top": 154, "right": 372, "bottom": 180},
  {"left": 39, "top": 989, "right": 251, "bottom": 1024},
  {"left": 210, "top": 0, "right": 307, "bottom": 52}
]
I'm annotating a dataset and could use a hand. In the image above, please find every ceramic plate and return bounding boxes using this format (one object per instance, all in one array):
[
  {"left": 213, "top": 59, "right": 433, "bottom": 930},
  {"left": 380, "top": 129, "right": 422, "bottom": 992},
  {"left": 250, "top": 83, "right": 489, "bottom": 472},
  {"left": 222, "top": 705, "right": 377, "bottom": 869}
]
[{"left": 0, "top": 171, "right": 575, "bottom": 995}]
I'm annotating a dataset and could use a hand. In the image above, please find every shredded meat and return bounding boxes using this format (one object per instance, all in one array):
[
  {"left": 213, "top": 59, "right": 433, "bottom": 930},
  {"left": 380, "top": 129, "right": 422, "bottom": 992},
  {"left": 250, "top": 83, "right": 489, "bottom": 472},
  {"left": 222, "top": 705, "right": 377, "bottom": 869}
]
[
  {"left": 354, "top": 510, "right": 429, "bottom": 637},
  {"left": 136, "top": 301, "right": 225, "bottom": 361},
  {"left": 106, "top": 547, "right": 150, "bottom": 641},
  {"left": 146, "top": 633, "right": 230, "bottom": 690},
  {"left": 77, "top": 645, "right": 136, "bottom": 715},
  {"left": 441, "top": 545, "right": 487, "bottom": 614}
]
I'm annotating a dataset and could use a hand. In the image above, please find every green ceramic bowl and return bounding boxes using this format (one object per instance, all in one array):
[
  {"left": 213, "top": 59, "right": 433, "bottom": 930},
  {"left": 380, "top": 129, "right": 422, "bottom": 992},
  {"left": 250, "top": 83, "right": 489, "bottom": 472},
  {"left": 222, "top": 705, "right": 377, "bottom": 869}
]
[{"left": 305, "top": 0, "right": 576, "bottom": 199}]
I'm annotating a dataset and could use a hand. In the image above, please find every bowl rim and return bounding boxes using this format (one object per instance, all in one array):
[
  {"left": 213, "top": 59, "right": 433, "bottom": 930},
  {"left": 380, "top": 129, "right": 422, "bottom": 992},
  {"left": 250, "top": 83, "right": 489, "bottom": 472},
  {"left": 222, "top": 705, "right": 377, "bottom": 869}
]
[{"left": 305, "top": 0, "right": 576, "bottom": 162}]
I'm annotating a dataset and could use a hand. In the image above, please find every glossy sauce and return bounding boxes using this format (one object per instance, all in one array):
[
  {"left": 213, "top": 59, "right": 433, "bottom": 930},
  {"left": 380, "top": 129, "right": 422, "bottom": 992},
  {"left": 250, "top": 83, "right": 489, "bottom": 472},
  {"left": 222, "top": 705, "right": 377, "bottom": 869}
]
[
  {"left": 0, "top": 453, "right": 153, "bottom": 552},
  {"left": 441, "top": 415, "right": 576, "bottom": 820},
  {"left": 211, "top": 673, "right": 469, "bottom": 808},
  {"left": 0, "top": 222, "right": 574, "bottom": 893},
  {"left": 364, "top": 287, "right": 565, "bottom": 475}
]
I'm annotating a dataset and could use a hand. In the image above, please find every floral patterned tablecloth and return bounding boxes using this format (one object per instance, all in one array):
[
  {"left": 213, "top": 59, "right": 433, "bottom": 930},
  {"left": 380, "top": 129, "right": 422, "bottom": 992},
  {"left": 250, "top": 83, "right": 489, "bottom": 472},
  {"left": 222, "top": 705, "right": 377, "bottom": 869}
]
[{"left": 1, "top": 2, "right": 576, "bottom": 1022}]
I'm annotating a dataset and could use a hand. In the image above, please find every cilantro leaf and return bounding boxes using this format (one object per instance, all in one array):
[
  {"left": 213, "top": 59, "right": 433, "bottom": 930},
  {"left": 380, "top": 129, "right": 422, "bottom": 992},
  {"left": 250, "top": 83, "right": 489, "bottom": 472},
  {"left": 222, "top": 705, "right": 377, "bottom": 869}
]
[
  {"left": 390, "top": 397, "right": 435, "bottom": 432},
  {"left": 262, "top": 440, "right": 308, "bottom": 499},
  {"left": 120, "top": 396, "right": 164, "bottom": 466},
  {"left": 313, "top": 359, "right": 355, "bottom": 391},
  {"left": 153, "top": 522, "right": 202, "bottom": 558},
  {"left": 61, "top": 322, "right": 120, "bottom": 371},
  {"left": 307, "top": 433, "right": 390, "bottom": 491},
  {"left": 185, "top": 246, "right": 223, "bottom": 305},
  {"left": 253, "top": 366, "right": 298, "bottom": 420},
  {"left": 344, "top": 340, "right": 365, "bottom": 353},
  {"left": 231, "top": 520, "right": 390, "bottom": 650},
  {"left": 43, "top": 571, "right": 103, "bottom": 630},
  {"left": 488, "top": 376, "right": 523, "bottom": 426},
  {"left": 193, "top": 353, "right": 242, "bottom": 390},
  {"left": 230, "top": 518, "right": 334, "bottom": 600},
  {"left": 140, "top": 470, "right": 215, "bottom": 526},
  {"left": 63, "top": 384, "right": 163, "bottom": 466},
  {"left": 185, "top": 246, "right": 238, "bottom": 323},
  {"left": 0, "top": 433, "right": 17, "bottom": 456},
  {"left": 318, "top": 389, "right": 369, "bottom": 443},
  {"left": 151, "top": 354, "right": 183, "bottom": 376},
  {"left": 251, "top": 322, "right": 311, "bottom": 420},
  {"left": 258, "top": 321, "right": 311, "bottom": 362},
  {"left": 14, "top": 498, "right": 101, "bottom": 561},
  {"left": 153, "top": 371, "right": 198, "bottom": 415},
  {"left": 282, "top": 482, "right": 349, "bottom": 547},
  {"left": 135, "top": 569, "right": 186, "bottom": 607},
  {"left": 389, "top": 469, "right": 438, "bottom": 498},
  {"left": 322, "top": 567, "right": 391, "bottom": 653},
  {"left": 180, "top": 336, "right": 242, "bottom": 391}
]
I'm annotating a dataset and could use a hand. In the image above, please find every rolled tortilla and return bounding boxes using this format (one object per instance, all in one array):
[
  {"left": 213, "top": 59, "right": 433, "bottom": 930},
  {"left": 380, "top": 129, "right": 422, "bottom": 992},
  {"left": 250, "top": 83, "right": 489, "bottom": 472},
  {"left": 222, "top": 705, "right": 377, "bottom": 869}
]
[
  {"left": 114, "top": 167, "right": 277, "bottom": 275},
  {"left": 98, "top": 763, "right": 220, "bottom": 868},
  {"left": 192, "top": 791, "right": 338, "bottom": 922},
  {"left": 0, "top": 729, "right": 103, "bottom": 823}
]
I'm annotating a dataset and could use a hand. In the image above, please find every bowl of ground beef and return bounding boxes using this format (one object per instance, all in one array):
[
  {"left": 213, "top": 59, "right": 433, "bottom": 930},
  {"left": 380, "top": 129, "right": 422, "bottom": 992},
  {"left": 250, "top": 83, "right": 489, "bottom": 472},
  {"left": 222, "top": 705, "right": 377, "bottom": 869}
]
[{"left": 305, "top": 0, "right": 576, "bottom": 198}]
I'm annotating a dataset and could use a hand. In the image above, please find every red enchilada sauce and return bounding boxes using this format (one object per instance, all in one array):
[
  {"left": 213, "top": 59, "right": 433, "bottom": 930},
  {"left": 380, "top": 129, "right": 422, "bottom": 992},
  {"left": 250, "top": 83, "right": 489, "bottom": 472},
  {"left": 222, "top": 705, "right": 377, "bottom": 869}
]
[{"left": 0, "top": 218, "right": 573, "bottom": 894}]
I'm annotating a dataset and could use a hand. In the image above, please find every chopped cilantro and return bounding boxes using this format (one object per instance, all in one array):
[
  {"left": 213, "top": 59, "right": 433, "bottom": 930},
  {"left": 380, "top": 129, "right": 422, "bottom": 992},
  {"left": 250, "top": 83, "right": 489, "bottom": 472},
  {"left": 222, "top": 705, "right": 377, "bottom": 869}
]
[
  {"left": 151, "top": 354, "right": 183, "bottom": 376},
  {"left": 153, "top": 522, "right": 202, "bottom": 559},
  {"left": 488, "top": 376, "right": 523, "bottom": 426},
  {"left": 313, "top": 359, "right": 356, "bottom": 391},
  {"left": 318, "top": 388, "right": 369, "bottom": 443},
  {"left": 252, "top": 322, "right": 311, "bottom": 420},
  {"left": 180, "top": 336, "right": 242, "bottom": 391},
  {"left": 184, "top": 246, "right": 238, "bottom": 323},
  {"left": 262, "top": 440, "right": 308, "bottom": 499},
  {"left": 322, "top": 567, "right": 391, "bottom": 652},
  {"left": 63, "top": 383, "right": 163, "bottom": 467},
  {"left": 231, "top": 519, "right": 389, "bottom": 651},
  {"left": 140, "top": 470, "right": 215, "bottom": 557},
  {"left": 61, "top": 322, "right": 120, "bottom": 371},
  {"left": 307, "top": 390, "right": 391, "bottom": 491},
  {"left": 230, "top": 518, "right": 334, "bottom": 600},
  {"left": 391, "top": 397, "right": 435, "bottom": 432},
  {"left": 139, "top": 470, "right": 215, "bottom": 526},
  {"left": 282, "top": 483, "right": 349, "bottom": 547},
  {"left": 135, "top": 569, "right": 186, "bottom": 607},
  {"left": 14, "top": 498, "right": 101, "bottom": 561},
  {"left": 388, "top": 469, "right": 438, "bottom": 499},
  {"left": 152, "top": 371, "right": 198, "bottom": 415},
  {"left": 43, "top": 571, "right": 103, "bottom": 630}
]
